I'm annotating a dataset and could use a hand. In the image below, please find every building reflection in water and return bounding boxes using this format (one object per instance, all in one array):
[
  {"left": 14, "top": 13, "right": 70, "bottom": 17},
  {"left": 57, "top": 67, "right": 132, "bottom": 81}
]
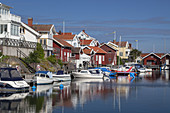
[{"left": 1, "top": 70, "right": 169, "bottom": 113}]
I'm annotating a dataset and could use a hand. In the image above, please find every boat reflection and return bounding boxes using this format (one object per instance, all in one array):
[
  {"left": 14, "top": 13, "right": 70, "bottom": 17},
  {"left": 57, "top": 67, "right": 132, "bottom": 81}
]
[
  {"left": 161, "top": 70, "right": 170, "bottom": 81},
  {"left": 0, "top": 92, "right": 29, "bottom": 112},
  {"left": 52, "top": 77, "right": 137, "bottom": 112}
]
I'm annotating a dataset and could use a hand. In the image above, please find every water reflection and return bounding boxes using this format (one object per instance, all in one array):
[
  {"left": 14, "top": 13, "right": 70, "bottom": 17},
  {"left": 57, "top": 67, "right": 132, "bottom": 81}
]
[
  {"left": 0, "top": 92, "right": 28, "bottom": 113},
  {"left": 1, "top": 70, "right": 170, "bottom": 113}
]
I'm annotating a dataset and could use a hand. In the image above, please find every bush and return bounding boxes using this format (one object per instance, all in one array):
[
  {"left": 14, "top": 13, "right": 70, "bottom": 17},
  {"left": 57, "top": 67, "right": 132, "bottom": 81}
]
[
  {"left": 47, "top": 55, "right": 57, "bottom": 64},
  {"left": 57, "top": 59, "right": 63, "bottom": 67}
]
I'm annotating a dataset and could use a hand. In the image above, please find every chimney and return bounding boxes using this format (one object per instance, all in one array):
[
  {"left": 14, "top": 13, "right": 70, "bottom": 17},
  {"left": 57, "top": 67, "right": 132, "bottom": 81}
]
[
  {"left": 82, "top": 30, "right": 85, "bottom": 32},
  {"left": 28, "top": 18, "right": 33, "bottom": 27},
  {"left": 113, "top": 40, "right": 116, "bottom": 43}
]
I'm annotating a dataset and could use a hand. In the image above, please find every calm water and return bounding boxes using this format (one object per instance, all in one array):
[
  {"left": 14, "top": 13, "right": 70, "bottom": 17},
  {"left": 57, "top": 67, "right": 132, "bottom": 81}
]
[{"left": 0, "top": 70, "right": 170, "bottom": 113}]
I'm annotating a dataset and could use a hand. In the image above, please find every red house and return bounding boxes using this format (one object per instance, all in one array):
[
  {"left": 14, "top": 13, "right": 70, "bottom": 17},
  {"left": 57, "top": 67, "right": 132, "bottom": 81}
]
[
  {"left": 83, "top": 46, "right": 107, "bottom": 66},
  {"left": 141, "top": 52, "right": 164, "bottom": 65},
  {"left": 53, "top": 37, "right": 73, "bottom": 63},
  {"left": 71, "top": 47, "right": 81, "bottom": 60},
  {"left": 100, "top": 43, "right": 117, "bottom": 66},
  {"left": 161, "top": 53, "right": 170, "bottom": 65}
]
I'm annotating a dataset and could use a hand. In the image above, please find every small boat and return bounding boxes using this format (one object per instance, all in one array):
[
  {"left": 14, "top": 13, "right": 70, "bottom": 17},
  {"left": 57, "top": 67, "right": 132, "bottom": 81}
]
[
  {"left": 94, "top": 67, "right": 111, "bottom": 76},
  {"left": 52, "top": 70, "right": 71, "bottom": 82},
  {"left": 0, "top": 68, "right": 29, "bottom": 92},
  {"left": 34, "top": 71, "right": 53, "bottom": 85},
  {"left": 71, "top": 69, "right": 104, "bottom": 79}
]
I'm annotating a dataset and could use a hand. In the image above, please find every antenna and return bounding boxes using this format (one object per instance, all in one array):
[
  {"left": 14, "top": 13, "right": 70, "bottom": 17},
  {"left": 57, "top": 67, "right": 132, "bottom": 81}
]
[{"left": 63, "top": 21, "right": 65, "bottom": 35}]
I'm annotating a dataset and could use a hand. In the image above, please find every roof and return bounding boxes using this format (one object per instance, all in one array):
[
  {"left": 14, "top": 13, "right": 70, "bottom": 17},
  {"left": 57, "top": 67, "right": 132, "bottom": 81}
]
[
  {"left": 88, "top": 46, "right": 107, "bottom": 54},
  {"left": 141, "top": 52, "right": 165, "bottom": 59},
  {"left": 82, "top": 30, "right": 89, "bottom": 37},
  {"left": 53, "top": 37, "right": 73, "bottom": 47},
  {"left": 72, "top": 47, "right": 81, "bottom": 54},
  {"left": 31, "top": 24, "right": 53, "bottom": 32},
  {"left": 53, "top": 35, "right": 75, "bottom": 41},
  {"left": 21, "top": 22, "right": 40, "bottom": 37},
  {"left": 100, "top": 43, "right": 118, "bottom": 51},
  {"left": 80, "top": 39, "right": 93, "bottom": 45},
  {"left": 114, "top": 41, "right": 127, "bottom": 47},
  {"left": 83, "top": 48, "right": 93, "bottom": 54}
]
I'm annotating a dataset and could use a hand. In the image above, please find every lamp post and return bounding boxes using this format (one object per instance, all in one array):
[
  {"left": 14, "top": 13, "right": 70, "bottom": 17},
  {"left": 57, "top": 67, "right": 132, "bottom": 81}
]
[{"left": 135, "top": 40, "right": 138, "bottom": 50}]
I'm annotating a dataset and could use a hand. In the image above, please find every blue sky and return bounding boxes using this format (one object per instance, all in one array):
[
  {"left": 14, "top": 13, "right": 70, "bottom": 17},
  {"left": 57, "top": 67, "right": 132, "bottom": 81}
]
[{"left": 1, "top": 0, "right": 170, "bottom": 53}]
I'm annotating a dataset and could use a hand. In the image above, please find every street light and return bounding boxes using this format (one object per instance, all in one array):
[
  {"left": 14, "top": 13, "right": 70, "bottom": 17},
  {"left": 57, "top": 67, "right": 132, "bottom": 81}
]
[{"left": 135, "top": 40, "right": 138, "bottom": 50}]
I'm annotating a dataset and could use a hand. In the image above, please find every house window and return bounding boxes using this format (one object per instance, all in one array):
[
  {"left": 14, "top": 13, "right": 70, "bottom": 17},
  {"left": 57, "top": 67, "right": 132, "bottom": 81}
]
[
  {"left": 151, "top": 56, "right": 153, "bottom": 58},
  {"left": 11, "top": 24, "right": 19, "bottom": 36},
  {"left": 96, "top": 55, "right": 98, "bottom": 61},
  {"left": 0, "top": 24, "right": 7, "bottom": 34},
  {"left": 44, "top": 39, "right": 46, "bottom": 45},
  {"left": 40, "top": 39, "right": 43, "bottom": 44},
  {"left": 103, "top": 56, "right": 105, "bottom": 61},
  {"left": 126, "top": 51, "right": 128, "bottom": 56},
  {"left": 64, "top": 52, "right": 66, "bottom": 56},
  {"left": 119, "top": 52, "right": 123, "bottom": 56},
  {"left": 73, "top": 43, "right": 76, "bottom": 47},
  {"left": 108, "top": 58, "right": 112, "bottom": 62},
  {"left": 108, "top": 51, "right": 112, "bottom": 53},
  {"left": 147, "top": 60, "right": 153, "bottom": 65},
  {"left": 20, "top": 27, "right": 25, "bottom": 34}
]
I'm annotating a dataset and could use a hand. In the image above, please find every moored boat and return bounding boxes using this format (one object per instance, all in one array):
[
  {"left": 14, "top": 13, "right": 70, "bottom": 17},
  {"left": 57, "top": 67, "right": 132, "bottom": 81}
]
[
  {"left": 0, "top": 68, "right": 29, "bottom": 92},
  {"left": 71, "top": 69, "right": 104, "bottom": 79},
  {"left": 52, "top": 70, "right": 71, "bottom": 82},
  {"left": 34, "top": 71, "right": 53, "bottom": 85}
]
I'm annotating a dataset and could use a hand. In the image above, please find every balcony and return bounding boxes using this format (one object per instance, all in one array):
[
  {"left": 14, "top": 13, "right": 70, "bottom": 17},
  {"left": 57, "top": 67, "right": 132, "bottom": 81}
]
[{"left": 0, "top": 14, "right": 21, "bottom": 23}]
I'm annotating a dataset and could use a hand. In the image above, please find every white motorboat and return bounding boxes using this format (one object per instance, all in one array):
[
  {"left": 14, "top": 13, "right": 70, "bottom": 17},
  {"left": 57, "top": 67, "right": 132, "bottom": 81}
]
[
  {"left": 34, "top": 71, "right": 53, "bottom": 85},
  {"left": 0, "top": 68, "right": 29, "bottom": 92},
  {"left": 71, "top": 69, "right": 104, "bottom": 79},
  {"left": 52, "top": 70, "right": 71, "bottom": 82}
]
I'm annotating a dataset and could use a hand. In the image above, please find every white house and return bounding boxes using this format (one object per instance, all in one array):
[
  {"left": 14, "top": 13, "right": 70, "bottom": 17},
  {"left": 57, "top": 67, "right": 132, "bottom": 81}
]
[
  {"left": 77, "top": 30, "right": 95, "bottom": 40},
  {"left": 0, "top": 3, "right": 42, "bottom": 57},
  {"left": 27, "top": 18, "right": 56, "bottom": 56},
  {"left": 53, "top": 33, "right": 80, "bottom": 47},
  {"left": 0, "top": 3, "right": 21, "bottom": 40}
]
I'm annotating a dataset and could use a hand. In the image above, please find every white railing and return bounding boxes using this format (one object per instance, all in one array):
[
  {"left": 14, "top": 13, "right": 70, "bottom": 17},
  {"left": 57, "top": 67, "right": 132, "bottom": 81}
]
[
  {"left": 0, "top": 13, "right": 21, "bottom": 23},
  {"left": 10, "top": 14, "right": 21, "bottom": 22}
]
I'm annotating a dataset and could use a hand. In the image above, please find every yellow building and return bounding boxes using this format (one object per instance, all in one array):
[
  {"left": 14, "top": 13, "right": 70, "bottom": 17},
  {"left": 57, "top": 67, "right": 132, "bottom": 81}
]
[{"left": 107, "top": 40, "right": 132, "bottom": 60}]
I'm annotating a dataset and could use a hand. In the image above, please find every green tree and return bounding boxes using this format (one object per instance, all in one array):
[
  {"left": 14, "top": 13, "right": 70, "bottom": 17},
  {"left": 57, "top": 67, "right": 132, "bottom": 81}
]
[
  {"left": 25, "top": 43, "right": 45, "bottom": 63},
  {"left": 57, "top": 59, "right": 63, "bottom": 67},
  {"left": 35, "top": 43, "right": 45, "bottom": 59},
  {"left": 117, "top": 56, "right": 123, "bottom": 65},
  {"left": 128, "top": 49, "right": 141, "bottom": 62},
  {"left": 47, "top": 55, "right": 57, "bottom": 64}
]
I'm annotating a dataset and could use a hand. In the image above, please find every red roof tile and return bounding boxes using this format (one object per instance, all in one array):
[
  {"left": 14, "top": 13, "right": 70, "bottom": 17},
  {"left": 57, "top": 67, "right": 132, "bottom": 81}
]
[
  {"left": 80, "top": 39, "right": 93, "bottom": 45},
  {"left": 82, "top": 30, "right": 89, "bottom": 37},
  {"left": 83, "top": 48, "right": 93, "bottom": 54},
  {"left": 54, "top": 35, "right": 75, "bottom": 40},
  {"left": 31, "top": 24, "right": 53, "bottom": 32},
  {"left": 113, "top": 41, "right": 127, "bottom": 47},
  {"left": 53, "top": 37, "right": 73, "bottom": 47},
  {"left": 88, "top": 46, "right": 107, "bottom": 54}
]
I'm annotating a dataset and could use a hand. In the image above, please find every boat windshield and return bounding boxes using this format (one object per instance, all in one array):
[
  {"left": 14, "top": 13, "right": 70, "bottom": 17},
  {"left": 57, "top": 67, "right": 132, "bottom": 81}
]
[
  {"left": 89, "top": 70, "right": 100, "bottom": 74},
  {"left": 0, "top": 68, "right": 23, "bottom": 81},
  {"left": 134, "top": 64, "right": 143, "bottom": 69}
]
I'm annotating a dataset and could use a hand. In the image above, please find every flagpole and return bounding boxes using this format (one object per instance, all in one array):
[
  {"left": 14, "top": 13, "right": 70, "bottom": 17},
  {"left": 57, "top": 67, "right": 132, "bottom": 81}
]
[
  {"left": 118, "top": 36, "right": 121, "bottom": 66},
  {"left": 114, "top": 31, "right": 116, "bottom": 41}
]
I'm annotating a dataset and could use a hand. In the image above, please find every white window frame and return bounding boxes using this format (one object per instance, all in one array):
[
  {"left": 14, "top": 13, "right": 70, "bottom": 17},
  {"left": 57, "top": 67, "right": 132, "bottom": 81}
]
[
  {"left": 96, "top": 55, "right": 98, "bottom": 61},
  {"left": 103, "top": 56, "right": 105, "bottom": 61}
]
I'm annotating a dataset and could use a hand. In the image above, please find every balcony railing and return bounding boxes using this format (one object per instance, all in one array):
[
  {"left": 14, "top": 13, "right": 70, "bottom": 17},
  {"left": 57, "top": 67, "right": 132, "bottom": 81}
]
[
  {"left": 0, "top": 14, "right": 21, "bottom": 23},
  {"left": 0, "top": 38, "right": 47, "bottom": 50}
]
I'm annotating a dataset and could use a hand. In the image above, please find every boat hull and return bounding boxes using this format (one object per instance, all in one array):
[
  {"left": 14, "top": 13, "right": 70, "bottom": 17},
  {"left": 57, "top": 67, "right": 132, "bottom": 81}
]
[
  {"left": 0, "top": 81, "right": 29, "bottom": 92},
  {"left": 72, "top": 73, "right": 103, "bottom": 79},
  {"left": 53, "top": 74, "right": 71, "bottom": 82},
  {"left": 36, "top": 77, "right": 53, "bottom": 85}
]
